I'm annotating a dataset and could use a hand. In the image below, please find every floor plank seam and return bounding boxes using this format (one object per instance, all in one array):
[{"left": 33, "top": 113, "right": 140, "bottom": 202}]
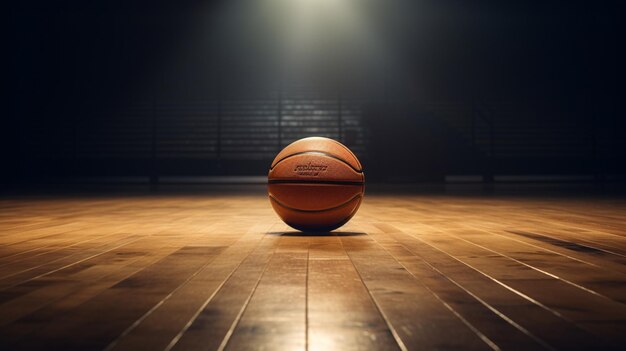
[
  {"left": 368, "top": 225, "right": 555, "bottom": 350},
  {"left": 162, "top": 233, "right": 278, "bottom": 351},
  {"left": 338, "top": 233, "right": 408, "bottom": 351},
  {"left": 215, "top": 236, "right": 281, "bottom": 351},
  {"left": 394, "top": 224, "right": 616, "bottom": 342},
  {"left": 447, "top": 231, "right": 618, "bottom": 302}
]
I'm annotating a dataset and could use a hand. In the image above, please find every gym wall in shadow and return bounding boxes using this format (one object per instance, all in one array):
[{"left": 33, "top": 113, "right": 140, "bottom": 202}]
[{"left": 6, "top": 0, "right": 625, "bottom": 184}]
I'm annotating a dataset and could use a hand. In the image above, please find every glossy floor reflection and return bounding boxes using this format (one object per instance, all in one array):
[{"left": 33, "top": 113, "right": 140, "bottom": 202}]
[{"left": 0, "top": 188, "right": 625, "bottom": 350}]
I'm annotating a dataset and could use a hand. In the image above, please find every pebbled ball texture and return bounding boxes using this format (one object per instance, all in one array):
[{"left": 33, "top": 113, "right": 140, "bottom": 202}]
[{"left": 268, "top": 137, "right": 365, "bottom": 231}]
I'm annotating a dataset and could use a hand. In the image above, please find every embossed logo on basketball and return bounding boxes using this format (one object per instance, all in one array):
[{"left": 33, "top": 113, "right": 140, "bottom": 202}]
[{"left": 293, "top": 162, "right": 328, "bottom": 176}]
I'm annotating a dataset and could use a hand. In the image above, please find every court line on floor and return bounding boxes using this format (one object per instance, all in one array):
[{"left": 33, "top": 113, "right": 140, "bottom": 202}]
[
  {"left": 0, "top": 235, "right": 144, "bottom": 291},
  {"left": 103, "top": 223, "right": 263, "bottom": 350},
  {"left": 468, "top": 223, "right": 626, "bottom": 275},
  {"left": 0, "top": 229, "right": 131, "bottom": 269},
  {"left": 304, "top": 244, "right": 310, "bottom": 351},
  {"left": 103, "top": 247, "right": 224, "bottom": 351},
  {"left": 405, "top": 233, "right": 614, "bottom": 344},
  {"left": 163, "top": 232, "right": 279, "bottom": 351},
  {"left": 472, "top": 226, "right": 608, "bottom": 269},
  {"left": 338, "top": 232, "right": 408, "bottom": 351},
  {"left": 507, "top": 229, "right": 626, "bottom": 259},
  {"left": 393, "top": 224, "right": 617, "bottom": 344},
  {"left": 445, "top": 231, "right": 620, "bottom": 302},
  {"left": 363, "top": 224, "right": 550, "bottom": 351},
  {"left": 366, "top": 223, "right": 555, "bottom": 350},
  {"left": 215, "top": 235, "right": 283, "bottom": 351}
]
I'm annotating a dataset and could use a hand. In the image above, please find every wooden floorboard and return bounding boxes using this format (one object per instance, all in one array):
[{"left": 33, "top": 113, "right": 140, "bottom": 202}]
[
  {"left": 308, "top": 234, "right": 398, "bottom": 351},
  {"left": 168, "top": 227, "right": 280, "bottom": 351},
  {"left": 0, "top": 189, "right": 625, "bottom": 350}
]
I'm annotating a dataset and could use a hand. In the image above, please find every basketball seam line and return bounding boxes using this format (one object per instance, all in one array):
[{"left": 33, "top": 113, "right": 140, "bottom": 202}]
[
  {"left": 287, "top": 198, "right": 363, "bottom": 231},
  {"left": 327, "top": 138, "right": 363, "bottom": 169},
  {"left": 269, "top": 151, "right": 364, "bottom": 173},
  {"left": 268, "top": 180, "right": 364, "bottom": 185},
  {"left": 280, "top": 137, "right": 362, "bottom": 169},
  {"left": 268, "top": 193, "right": 362, "bottom": 213},
  {"left": 289, "top": 137, "right": 362, "bottom": 168}
]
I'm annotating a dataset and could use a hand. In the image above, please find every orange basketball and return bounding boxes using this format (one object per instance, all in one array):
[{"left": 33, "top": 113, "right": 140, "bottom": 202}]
[{"left": 268, "top": 137, "right": 365, "bottom": 231}]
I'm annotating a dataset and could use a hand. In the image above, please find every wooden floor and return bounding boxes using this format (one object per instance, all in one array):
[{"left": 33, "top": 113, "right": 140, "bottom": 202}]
[{"left": 0, "top": 187, "right": 625, "bottom": 350}]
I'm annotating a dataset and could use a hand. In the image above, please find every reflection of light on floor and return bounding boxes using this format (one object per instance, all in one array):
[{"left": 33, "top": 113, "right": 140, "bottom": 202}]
[
  {"left": 309, "top": 330, "right": 340, "bottom": 351},
  {"left": 2, "top": 190, "right": 625, "bottom": 349}
]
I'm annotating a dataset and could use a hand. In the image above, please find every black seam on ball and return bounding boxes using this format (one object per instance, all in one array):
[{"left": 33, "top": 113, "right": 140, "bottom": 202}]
[
  {"left": 269, "top": 151, "right": 363, "bottom": 173},
  {"left": 268, "top": 193, "right": 362, "bottom": 213},
  {"left": 268, "top": 180, "right": 364, "bottom": 186}
]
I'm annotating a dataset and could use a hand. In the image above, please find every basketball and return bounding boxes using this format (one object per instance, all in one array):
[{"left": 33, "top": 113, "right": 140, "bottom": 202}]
[{"left": 267, "top": 137, "right": 365, "bottom": 231}]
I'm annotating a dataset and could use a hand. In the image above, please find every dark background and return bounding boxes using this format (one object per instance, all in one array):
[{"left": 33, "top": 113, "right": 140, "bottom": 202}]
[{"left": 5, "top": 0, "right": 625, "bottom": 186}]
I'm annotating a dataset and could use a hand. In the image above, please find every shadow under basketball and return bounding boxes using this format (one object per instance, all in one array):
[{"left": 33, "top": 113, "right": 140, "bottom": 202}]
[{"left": 266, "top": 231, "right": 366, "bottom": 237}]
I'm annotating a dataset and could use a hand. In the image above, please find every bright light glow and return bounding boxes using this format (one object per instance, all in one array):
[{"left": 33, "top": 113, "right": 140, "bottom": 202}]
[
  {"left": 199, "top": 0, "right": 407, "bottom": 91},
  {"left": 256, "top": 0, "right": 393, "bottom": 83}
]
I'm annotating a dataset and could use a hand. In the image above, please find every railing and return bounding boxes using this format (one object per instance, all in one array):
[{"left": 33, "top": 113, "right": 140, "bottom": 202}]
[
  {"left": 20, "top": 96, "right": 623, "bottom": 182},
  {"left": 140, "top": 88, "right": 366, "bottom": 185}
]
